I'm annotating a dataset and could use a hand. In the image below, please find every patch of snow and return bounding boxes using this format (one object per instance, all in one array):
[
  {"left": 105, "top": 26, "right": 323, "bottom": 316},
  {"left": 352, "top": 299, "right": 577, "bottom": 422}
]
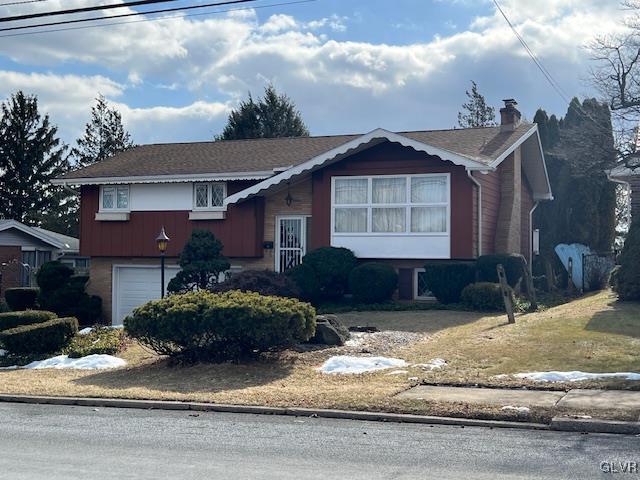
[
  {"left": 0, "top": 365, "right": 17, "bottom": 370},
  {"left": 344, "top": 332, "right": 366, "bottom": 347},
  {"left": 513, "top": 371, "right": 640, "bottom": 382},
  {"left": 22, "top": 354, "right": 126, "bottom": 370},
  {"left": 386, "top": 370, "right": 409, "bottom": 375},
  {"left": 501, "top": 405, "right": 530, "bottom": 413},
  {"left": 319, "top": 355, "right": 407, "bottom": 374},
  {"left": 78, "top": 327, "right": 93, "bottom": 335},
  {"left": 415, "top": 358, "right": 447, "bottom": 371}
]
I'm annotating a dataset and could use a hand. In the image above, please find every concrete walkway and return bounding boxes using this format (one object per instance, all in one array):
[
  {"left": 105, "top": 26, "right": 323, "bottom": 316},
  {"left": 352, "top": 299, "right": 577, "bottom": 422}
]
[{"left": 398, "top": 385, "right": 640, "bottom": 414}]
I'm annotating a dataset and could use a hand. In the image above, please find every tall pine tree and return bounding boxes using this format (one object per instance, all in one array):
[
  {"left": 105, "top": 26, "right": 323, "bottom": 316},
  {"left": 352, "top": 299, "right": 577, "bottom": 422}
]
[
  {"left": 71, "top": 94, "right": 133, "bottom": 168},
  {"left": 457, "top": 81, "right": 497, "bottom": 128},
  {"left": 216, "top": 85, "right": 309, "bottom": 140},
  {"left": 0, "top": 91, "right": 71, "bottom": 229}
]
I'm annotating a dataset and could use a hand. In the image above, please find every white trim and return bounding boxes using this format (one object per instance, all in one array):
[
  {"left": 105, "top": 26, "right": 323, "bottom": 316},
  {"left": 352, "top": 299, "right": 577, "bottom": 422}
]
[
  {"left": 52, "top": 170, "right": 275, "bottom": 186},
  {"left": 487, "top": 124, "right": 538, "bottom": 168},
  {"left": 414, "top": 268, "right": 436, "bottom": 300},
  {"left": 188, "top": 211, "right": 226, "bottom": 220},
  {"left": 329, "top": 173, "right": 451, "bottom": 236},
  {"left": 224, "top": 129, "right": 490, "bottom": 206},
  {"left": 0, "top": 219, "right": 67, "bottom": 250},
  {"left": 99, "top": 185, "right": 130, "bottom": 212},
  {"left": 95, "top": 212, "right": 130, "bottom": 221},
  {"left": 529, "top": 201, "right": 539, "bottom": 269},
  {"left": 274, "top": 215, "right": 307, "bottom": 273}
]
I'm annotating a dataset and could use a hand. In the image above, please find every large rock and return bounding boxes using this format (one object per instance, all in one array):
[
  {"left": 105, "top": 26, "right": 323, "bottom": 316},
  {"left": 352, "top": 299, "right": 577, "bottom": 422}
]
[{"left": 309, "top": 315, "right": 350, "bottom": 346}]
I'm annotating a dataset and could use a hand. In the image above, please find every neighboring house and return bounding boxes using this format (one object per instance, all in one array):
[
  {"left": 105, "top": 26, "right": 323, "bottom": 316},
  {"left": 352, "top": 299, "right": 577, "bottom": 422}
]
[
  {"left": 609, "top": 164, "right": 640, "bottom": 225},
  {"left": 0, "top": 220, "right": 87, "bottom": 292},
  {"left": 53, "top": 100, "right": 552, "bottom": 324}
]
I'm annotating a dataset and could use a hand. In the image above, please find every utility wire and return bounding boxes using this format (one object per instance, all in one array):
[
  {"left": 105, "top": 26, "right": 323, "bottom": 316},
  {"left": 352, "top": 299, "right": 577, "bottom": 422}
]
[
  {"left": 493, "top": 0, "right": 613, "bottom": 136},
  {"left": 0, "top": 0, "right": 177, "bottom": 23},
  {"left": 0, "top": 0, "right": 260, "bottom": 32},
  {"left": 0, "top": 0, "right": 314, "bottom": 37},
  {"left": 0, "top": 0, "right": 48, "bottom": 6}
]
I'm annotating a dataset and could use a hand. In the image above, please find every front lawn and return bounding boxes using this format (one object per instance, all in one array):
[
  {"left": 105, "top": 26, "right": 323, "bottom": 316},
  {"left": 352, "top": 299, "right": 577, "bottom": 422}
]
[{"left": 1, "top": 290, "right": 638, "bottom": 423}]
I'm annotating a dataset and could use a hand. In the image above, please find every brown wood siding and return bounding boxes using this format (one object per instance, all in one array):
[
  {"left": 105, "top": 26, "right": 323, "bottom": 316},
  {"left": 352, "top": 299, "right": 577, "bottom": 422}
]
[
  {"left": 0, "top": 246, "right": 21, "bottom": 290},
  {"left": 80, "top": 184, "right": 265, "bottom": 258},
  {"left": 310, "top": 141, "right": 475, "bottom": 258},
  {"left": 520, "top": 174, "right": 534, "bottom": 264},
  {"left": 474, "top": 168, "right": 501, "bottom": 255}
]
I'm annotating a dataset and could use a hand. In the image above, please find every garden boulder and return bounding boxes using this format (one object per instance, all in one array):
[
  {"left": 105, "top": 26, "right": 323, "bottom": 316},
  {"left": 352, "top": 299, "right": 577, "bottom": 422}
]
[{"left": 309, "top": 315, "right": 350, "bottom": 346}]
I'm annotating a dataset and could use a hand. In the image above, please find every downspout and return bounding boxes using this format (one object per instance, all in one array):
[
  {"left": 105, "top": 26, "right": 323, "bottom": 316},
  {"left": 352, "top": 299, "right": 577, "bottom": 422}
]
[
  {"left": 467, "top": 170, "right": 482, "bottom": 257},
  {"left": 529, "top": 201, "right": 539, "bottom": 273}
]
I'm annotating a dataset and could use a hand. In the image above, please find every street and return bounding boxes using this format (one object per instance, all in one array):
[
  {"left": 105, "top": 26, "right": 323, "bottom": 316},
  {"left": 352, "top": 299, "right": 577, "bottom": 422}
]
[{"left": 0, "top": 402, "right": 637, "bottom": 479}]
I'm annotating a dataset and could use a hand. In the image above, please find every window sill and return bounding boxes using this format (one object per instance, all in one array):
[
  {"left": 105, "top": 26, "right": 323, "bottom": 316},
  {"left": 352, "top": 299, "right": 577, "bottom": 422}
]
[
  {"left": 95, "top": 212, "right": 130, "bottom": 221},
  {"left": 189, "top": 210, "right": 226, "bottom": 221}
]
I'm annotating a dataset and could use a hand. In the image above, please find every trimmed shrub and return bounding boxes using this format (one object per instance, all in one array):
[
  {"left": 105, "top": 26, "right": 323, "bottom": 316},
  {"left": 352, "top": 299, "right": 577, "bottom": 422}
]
[
  {"left": 4, "top": 287, "right": 39, "bottom": 311},
  {"left": 461, "top": 282, "right": 505, "bottom": 311},
  {"left": 0, "top": 310, "right": 57, "bottom": 331},
  {"left": 423, "top": 262, "right": 476, "bottom": 304},
  {"left": 124, "top": 290, "right": 316, "bottom": 362},
  {"left": 0, "top": 317, "right": 78, "bottom": 355},
  {"left": 477, "top": 254, "right": 527, "bottom": 288},
  {"left": 613, "top": 221, "right": 640, "bottom": 300},
  {"left": 301, "top": 247, "right": 357, "bottom": 300},
  {"left": 0, "top": 299, "right": 9, "bottom": 313},
  {"left": 214, "top": 270, "right": 301, "bottom": 298},
  {"left": 64, "top": 327, "right": 124, "bottom": 358},
  {"left": 286, "top": 263, "right": 321, "bottom": 302},
  {"left": 348, "top": 263, "right": 398, "bottom": 304},
  {"left": 36, "top": 261, "right": 74, "bottom": 292}
]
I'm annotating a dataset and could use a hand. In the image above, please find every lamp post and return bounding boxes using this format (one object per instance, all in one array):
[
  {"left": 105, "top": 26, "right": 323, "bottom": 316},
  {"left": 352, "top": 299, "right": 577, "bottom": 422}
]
[{"left": 156, "top": 227, "right": 170, "bottom": 298}]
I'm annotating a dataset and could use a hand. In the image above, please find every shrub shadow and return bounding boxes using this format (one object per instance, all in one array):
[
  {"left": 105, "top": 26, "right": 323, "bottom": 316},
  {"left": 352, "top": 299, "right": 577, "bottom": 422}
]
[{"left": 585, "top": 299, "right": 640, "bottom": 339}]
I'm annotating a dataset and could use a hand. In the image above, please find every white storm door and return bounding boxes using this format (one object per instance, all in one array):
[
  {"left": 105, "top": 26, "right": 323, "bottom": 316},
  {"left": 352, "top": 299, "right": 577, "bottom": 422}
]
[{"left": 275, "top": 216, "right": 307, "bottom": 273}]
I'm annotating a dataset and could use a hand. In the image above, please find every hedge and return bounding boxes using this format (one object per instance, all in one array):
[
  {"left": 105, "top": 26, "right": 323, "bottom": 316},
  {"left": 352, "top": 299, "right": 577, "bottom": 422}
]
[
  {"left": 64, "top": 327, "right": 124, "bottom": 358},
  {"left": 0, "top": 310, "right": 57, "bottom": 331},
  {"left": 301, "top": 247, "right": 357, "bottom": 300},
  {"left": 124, "top": 290, "right": 316, "bottom": 362},
  {"left": 286, "top": 263, "right": 321, "bottom": 302},
  {"left": 4, "top": 287, "right": 39, "bottom": 311},
  {"left": 214, "top": 270, "right": 301, "bottom": 298},
  {"left": 348, "top": 263, "right": 398, "bottom": 304},
  {"left": 422, "top": 262, "right": 476, "bottom": 304},
  {"left": 477, "top": 254, "right": 527, "bottom": 288},
  {"left": 461, "top": 282, "right": 505, "bottom": 311},
  {"left": 613, "top": 221, "right": 640, "bottom": 300},
  {"left": 0, "top": 317, "right": 78, "bottom": 355}
]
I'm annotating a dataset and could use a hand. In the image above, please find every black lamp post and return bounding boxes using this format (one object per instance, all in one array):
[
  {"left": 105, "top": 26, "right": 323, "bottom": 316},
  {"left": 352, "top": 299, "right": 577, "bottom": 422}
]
[{"left": 156, "top": 227, "right": 170, "bottom": 298}]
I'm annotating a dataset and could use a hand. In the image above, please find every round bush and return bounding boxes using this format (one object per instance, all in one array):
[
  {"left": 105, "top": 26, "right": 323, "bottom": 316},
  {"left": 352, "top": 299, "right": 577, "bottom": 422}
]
[
  {"left": 461, "top": 282, "right": 505, "bottom": 311},
  {"left": 214, "top": 270, "right": 301, "bottom": 298},
  {"left": 4, "top": 287, "right": 39, "bottom": 311},
  {"left": 477, "top": 254, "right": 527, "bottom": 288},
  {"left": 348, "top": 263, "right": 398, "bottom": 304},
  {"left": 423, "top": 262, "right": 476, "bottom": 304},
  {"left": 36, "top": 261, "right": 74, "bottom": 293},
  {"left": 0, "top": 317, "right": 78, "bottom": 355},
  {"left": 286, "top": 263, "right": 321, "bottom": 302},
  {"left": 0, "top": 310, "right": 57, "bottom": 331},
  {"left": 124, "top": 290, "right": 316, "bottom": 362},
  {"left": 301, "top": 247, "right": 357, "bottom": 300}
]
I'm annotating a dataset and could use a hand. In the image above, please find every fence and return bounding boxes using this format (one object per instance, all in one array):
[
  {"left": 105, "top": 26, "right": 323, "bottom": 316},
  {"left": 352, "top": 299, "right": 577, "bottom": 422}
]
[{"left": 581, "top": 252, "right": 616, "bottom": 292}]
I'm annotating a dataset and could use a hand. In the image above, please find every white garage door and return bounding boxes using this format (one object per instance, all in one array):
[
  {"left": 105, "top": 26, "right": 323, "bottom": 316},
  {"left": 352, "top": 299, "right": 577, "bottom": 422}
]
[{"left": 113, "top": 265, "right": 180, "bottom": 325}]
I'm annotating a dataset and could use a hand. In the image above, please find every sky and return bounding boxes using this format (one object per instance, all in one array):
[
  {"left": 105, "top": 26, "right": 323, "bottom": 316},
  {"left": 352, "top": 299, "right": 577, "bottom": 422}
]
[{"left": 0, "top": 0, "right": 630, "bottom": 146}]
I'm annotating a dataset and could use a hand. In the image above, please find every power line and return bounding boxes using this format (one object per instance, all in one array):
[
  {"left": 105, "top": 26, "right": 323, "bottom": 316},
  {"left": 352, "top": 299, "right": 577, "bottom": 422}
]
[
  {"left": 0, "top": 0, "right": 177, "bottom": 23},
  {"left": 0, "top": 0, "right": 48, "bottom": 6},
  {"left": 493, "top": 0, "right": 613, "bottom": 135},
  {"left": 0, "top": 0, "right": 260, "bottom": 32},
  {"left": 0, "top": 0, "right": 314, "bottom": 37}
]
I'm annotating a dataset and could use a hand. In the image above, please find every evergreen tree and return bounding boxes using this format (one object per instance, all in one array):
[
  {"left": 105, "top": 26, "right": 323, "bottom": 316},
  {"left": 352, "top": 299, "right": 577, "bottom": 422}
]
[
  {"left": 216, "top": 85, "right": 309, "bottom": 140},
  {"left": 71, "top": 94, "right": 133, "bottom": 168},
  {"left": 0, "top": 91, "right": 71, "bottom": 228},
  {"left": 457, "top": 81, "right": 497, "bottom": 128}
]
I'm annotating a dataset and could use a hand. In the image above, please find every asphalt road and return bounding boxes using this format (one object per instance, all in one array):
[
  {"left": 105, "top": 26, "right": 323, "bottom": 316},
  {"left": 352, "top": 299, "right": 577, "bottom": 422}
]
[{"left": 0, "top": 403, "right": 637, "bottom": 480}]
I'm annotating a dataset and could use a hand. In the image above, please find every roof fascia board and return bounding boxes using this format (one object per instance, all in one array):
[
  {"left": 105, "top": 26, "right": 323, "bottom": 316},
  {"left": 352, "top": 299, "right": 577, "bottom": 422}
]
[
  {"left": 487, "top": 124, "right": 538, "bottom": 168},
  {"left": 0, "top": 220, "right": 66, "bottom": 249},
  {"left": 52, "top": 170, "right": 275, "bottom": 186},
  {"left": 225, "top": 128, "right": 489, "bottom": 205}
]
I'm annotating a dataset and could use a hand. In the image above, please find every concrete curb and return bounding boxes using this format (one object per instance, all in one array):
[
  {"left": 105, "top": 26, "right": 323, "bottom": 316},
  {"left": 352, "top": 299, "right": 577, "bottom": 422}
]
[
  {"left": 550, "top": 417, "right": 640, "bottom": 435},
  {"left": 0, "top": 394, "right": 548, "bottom": 431}
]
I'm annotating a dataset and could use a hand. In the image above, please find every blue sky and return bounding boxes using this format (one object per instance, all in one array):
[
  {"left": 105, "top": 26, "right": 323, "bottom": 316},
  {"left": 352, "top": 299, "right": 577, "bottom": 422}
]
[{"left": 0, "top": 0, "right": 628, "bottom": 145}]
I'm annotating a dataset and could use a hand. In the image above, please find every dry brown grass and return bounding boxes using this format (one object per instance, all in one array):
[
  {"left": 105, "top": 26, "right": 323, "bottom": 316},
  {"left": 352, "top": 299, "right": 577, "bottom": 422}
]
[{"left": 1, "top": 290, "right": 639, "bottom": 422}]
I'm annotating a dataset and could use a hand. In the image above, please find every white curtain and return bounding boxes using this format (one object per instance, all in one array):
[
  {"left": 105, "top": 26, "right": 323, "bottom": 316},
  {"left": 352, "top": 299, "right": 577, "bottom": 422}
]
[
  {"left": 335, "top": 208, "right": 367, "bottom": 232},
  {"left": 372, "top": 208, "right": 405, "bottom": 232},
  {"left": 411, "top": 176, "right": 446, "bottom": 203},
  {"left": 411, "top": 206, "right": 446, "bottom": 233},
  {"left": 335, "top": 178, "right": 368, "bottom": 204},
  {"left": 372, "top": 177, "right": 405, "bottom": 203}
]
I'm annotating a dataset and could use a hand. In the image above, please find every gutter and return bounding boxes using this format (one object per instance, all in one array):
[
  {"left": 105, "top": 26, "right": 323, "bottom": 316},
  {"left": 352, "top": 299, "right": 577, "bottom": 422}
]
[
  {"left": 467, "top": 170, "right": 483, "bottom": 257},
  {"left": 529, "top": 201, "right": 539, "bottom": 270}
]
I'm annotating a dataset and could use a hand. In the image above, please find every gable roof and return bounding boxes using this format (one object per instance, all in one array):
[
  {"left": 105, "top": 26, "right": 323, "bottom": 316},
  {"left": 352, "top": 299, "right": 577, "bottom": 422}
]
[
  {"left": 54, "top": 123, "right": 537, "bottom": 185},
  {"left": 0, "top": 220, "right": 79, "bottom": 252}
]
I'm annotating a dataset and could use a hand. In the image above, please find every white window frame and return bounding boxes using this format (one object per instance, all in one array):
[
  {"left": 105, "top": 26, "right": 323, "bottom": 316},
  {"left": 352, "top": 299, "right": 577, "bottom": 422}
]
[
  {"left": 193, "top": 182, "right": 227, "bottom": 211},
  {"left": 330, "top": 173, "right": 450, "bottom": 237},
  {"left": 414, "top": 268, "right": 435, "bottom": 300},
  {"left": 99, "top": 185, "right": 130, "bottom": 212}
]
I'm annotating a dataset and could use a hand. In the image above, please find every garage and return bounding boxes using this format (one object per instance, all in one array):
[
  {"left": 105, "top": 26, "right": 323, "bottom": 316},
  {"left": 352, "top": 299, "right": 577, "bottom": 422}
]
[{"left": 112, "top": 265, "right": 180, "bottom": 325}]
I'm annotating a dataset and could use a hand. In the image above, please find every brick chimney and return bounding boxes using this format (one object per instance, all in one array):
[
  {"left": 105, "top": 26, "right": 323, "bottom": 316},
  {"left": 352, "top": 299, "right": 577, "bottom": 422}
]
[{"left": 500, "top": 98, "right": 521, "bottom": 132}]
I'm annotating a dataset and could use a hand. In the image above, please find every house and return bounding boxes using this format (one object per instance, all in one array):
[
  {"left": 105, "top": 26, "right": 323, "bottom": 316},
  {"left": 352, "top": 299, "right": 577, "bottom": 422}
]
[
  {"left": 0, "top": 219, "right": 86, "bottom": 292},
  {"left": 608, "top": 163, "right": 640, "bottom": 225},
  {"left": 53, "top": 100, "right": 552, "bottom": 324}
]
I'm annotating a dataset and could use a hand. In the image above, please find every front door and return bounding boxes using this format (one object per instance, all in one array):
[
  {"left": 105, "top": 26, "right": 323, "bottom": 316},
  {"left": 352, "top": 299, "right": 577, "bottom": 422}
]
[{"left": 276, "top": 216, "right": 306, "bottom": 272}]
